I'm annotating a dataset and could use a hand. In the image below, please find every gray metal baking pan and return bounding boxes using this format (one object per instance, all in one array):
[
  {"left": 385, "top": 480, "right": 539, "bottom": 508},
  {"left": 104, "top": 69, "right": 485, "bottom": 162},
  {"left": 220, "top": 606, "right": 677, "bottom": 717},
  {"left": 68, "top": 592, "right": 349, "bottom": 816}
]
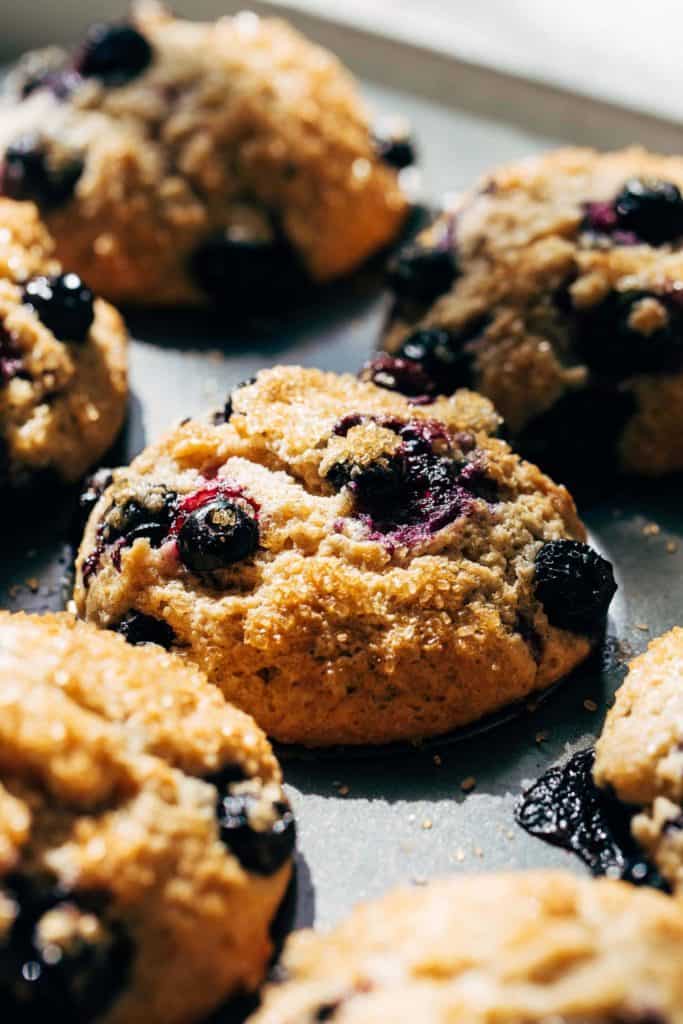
[{"left": 2, "top": 6, "right": 682, "bottom": 969}]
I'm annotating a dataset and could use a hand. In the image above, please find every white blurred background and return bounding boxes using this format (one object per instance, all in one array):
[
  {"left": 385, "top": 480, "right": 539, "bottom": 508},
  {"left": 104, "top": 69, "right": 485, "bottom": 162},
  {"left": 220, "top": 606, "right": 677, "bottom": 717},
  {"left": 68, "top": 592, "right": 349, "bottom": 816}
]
[{"left": 0, "top": 0, "right": 681, "bottom": 123}]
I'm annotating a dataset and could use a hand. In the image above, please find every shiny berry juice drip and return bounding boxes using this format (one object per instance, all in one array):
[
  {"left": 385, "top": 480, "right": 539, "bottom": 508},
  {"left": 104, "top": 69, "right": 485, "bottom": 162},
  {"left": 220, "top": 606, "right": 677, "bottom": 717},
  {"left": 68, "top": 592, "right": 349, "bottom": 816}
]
[{"left": 515, "top": 748, "right": 668, "bottom": 889}]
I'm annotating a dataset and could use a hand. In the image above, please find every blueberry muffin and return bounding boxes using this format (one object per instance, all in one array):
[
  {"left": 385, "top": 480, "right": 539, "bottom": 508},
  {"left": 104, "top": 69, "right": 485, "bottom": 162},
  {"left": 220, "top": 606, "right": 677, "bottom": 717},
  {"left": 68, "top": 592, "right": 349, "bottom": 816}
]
[
  {"left": 0, "top": 199, "right": 127, "bottom": 490},
  {"left": 594, "top": 627, "right": 683, "bottom": 895},
  {"left": 74, "top": 365, "right": 616, "bottom": 748},
  {"left": 0, "top": 2, "right": 409, "bottom": 308},
  {"left": 0, "top": 611, "right": 295, "bottom": 1022},
  {"left": 378, "top": 147, "right": 683, "bottom": 478},
  {"left": 248, "top": 871, "right": 683, "bottom": 1023}
]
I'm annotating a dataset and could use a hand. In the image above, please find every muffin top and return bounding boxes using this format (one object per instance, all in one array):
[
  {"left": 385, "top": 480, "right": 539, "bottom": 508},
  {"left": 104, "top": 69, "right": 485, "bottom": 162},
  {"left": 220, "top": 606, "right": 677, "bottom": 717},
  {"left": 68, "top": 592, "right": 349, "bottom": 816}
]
[
  {"left": 0, "top": 611, "right": 294, "bottom": 1023},
  {"left": 0, "top": 2, "right": 408, "bottom": 304},
  {"left": 382, "top": 146, "right": 683, "bottom": 475},
  {"left": 0, "top": 198, "right": 127, "bottom": 486},
  {"left": 74, "top": 366, "right": 616, "bottom": 746},
  {"left": 250, "top": 870, "right": 683, "bottom": 1024}
]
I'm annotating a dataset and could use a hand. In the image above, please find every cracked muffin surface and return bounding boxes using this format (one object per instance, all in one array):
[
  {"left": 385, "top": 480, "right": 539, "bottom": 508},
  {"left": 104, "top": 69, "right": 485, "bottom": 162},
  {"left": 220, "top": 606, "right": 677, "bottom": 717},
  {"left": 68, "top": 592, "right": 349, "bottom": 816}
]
[
  {"left": 247, "top": 871, "right": 683, "bottom": 1024},
  {"left": 74, "top": 365, "right": 616, "bottom": 748},
  {"left": 594, "top": 626, "right": 683, "bottom": 895},
  {"left": 0, "top": 199, "right": 127, "bottom": 489},
  {"left": 380, "top": 146, "right": 683, "bottom": 478},
  {"left": 0, "top": 2, "right": 408, "bottom": 307},
  {"left": 0, "top": 611, "right": 294, "bottom": 1023}
]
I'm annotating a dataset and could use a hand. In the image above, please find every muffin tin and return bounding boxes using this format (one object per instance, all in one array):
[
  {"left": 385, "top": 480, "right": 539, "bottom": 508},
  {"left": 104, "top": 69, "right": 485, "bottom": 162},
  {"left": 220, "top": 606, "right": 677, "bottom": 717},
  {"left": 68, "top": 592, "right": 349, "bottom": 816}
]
[{"left": 1, "top": 9, "right": 682, "bottom": 954}]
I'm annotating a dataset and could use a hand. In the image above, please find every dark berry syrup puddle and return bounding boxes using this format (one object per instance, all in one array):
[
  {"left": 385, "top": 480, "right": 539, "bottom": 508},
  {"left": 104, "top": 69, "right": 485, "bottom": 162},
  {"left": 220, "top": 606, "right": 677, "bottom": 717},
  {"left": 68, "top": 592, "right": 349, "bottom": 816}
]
[{"left": 515, "top": 748, "right": 668, "bottom": 890}]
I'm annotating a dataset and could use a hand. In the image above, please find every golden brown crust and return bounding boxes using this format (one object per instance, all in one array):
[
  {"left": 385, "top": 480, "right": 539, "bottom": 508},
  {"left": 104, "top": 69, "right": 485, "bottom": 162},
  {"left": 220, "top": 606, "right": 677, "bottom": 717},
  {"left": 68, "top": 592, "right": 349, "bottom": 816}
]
[
  {"left": 0, "top": 199, "right": 127, "bottom": 485},
  {"left": 384, "top": 146, "right": 683, "bottom": 475},
  {"left": 249, "top": 871, "right": 683, "bottom": 1024},
  {"left": 0, "top": 611, "right": 292, "bottom": 1023},
  {"left": 0, "top": 3, "right": 408, "bottom": 305},
  {"left": 75, "top": 365, "right": 594, "bottom": 748}
]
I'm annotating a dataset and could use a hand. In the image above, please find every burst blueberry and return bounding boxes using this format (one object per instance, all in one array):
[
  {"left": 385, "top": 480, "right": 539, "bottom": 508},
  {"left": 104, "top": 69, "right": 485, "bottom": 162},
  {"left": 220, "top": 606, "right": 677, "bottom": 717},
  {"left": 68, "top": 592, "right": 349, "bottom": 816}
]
[
  {"left": 75, "top": 23, "right": 152, "bottom": 85},
  {"left": 325, "top": 454, "right": 407, "bottom": 513},
  {"left": 0, "top": 136, "right": 82, "bottom": 208},
  {"left": 101, "top": 487, "right": 177, "bottom": 548},
  {"left": 534, "top": 540, "right": 617, "bottom": 634},
  {"left": 114, "top": 610, "right": 176, "bottom": 649},
  {"left": 215, "top": 791, "right": 296, "bottom": 875},
  {"left": 614, "top": 178, "right": 683, "bottom": 245},
  {"left": 178, "top": 498, "right": 259, "bottom": 572},
  {"left": 23, "top": 273, "right": 94, "bottom": 342}
]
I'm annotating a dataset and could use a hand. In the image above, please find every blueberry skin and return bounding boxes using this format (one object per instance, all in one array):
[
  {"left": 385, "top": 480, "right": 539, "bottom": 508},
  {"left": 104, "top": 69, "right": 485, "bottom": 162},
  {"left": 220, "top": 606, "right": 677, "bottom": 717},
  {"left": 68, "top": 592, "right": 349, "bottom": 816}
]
[
  {"left": 177, "top": 498, "right": 259, "bottom": 572},
  {"left": 387, "top": 241, "right": 457, "bottom": 304},
  {"left": 0, "top": 137, "right": 82, "bottom": 208},
  {"left": 0, "top": 876, "right": 132, "bottom": 1021},
  {"left": 372, "top": 127, "right": 416, "bottom": 170},
  {"left": 76, "top": 23, "right": 153, "bottom": 86},
  {"left": 23, "top": 274, "right": 94, "bottom": 343},
  {"left": 614, "top": 178, "right": 683, "bottom": 245},
  {"left": 534, "top": 540, "right": 617, "bottom": 634},
  {"left": 101, "top": 490, "right": 177, "bottom": 549},
  {"left": 326, "top": 455, "right": 407, "bottom": 513},
  {"left": 397, "top": 325, "right": 478, "bottom": 393},
  {"left": 575, "top": 290, "right": 683, "bottom": 379},
  {"left": 216, "top": 792, "right": 296, "bottom": 876},
  {"left": 114, "top": 610, "right": 176, "bottom": 649},
  {"left": 359, "top": 354, "right": 435, "bottom": 398}
]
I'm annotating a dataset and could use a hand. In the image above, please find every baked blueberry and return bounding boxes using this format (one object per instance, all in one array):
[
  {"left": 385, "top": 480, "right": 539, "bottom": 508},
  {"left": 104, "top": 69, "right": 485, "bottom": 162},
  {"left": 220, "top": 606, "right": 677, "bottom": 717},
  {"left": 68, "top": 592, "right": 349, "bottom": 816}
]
[
  {"left": 396, "top": 323, "right": 484, "bottom": 392},
  {"left": 216, "top": 377, "right": 258, "bottom": 424},
  {"left": 0, "top": 876, "right": 132, "bottom": 1021},
  {"left": 534, "top": 540, "right": 617, "bottom": 634},
  {"left": 23, "top": 273, "right": 94, "bottom": 343},
  {"left": 114, "top": 610, "right": 176, "bottom": 649},
  {"left": 216, "top": 791, "right": 296, "bottom": 876},
  {"left": 358, "top": 354, "right": 435, "bottom": 398},
  {"left": 372, "top": 125, "right": 416, "bottom": 170},
  {"left": 326, "top": 454, "right": 407, "bottom": 512},
  {"left": 75, "top": 23, "right": 153, "bottom": 86},
  {"left": 71, "top": 468, "right": 113, "bottom": 547},
  {"left": 177, "top": 497, "right": 259, "bottom": 572},
  {"left": 203, "top": 763, "right": 248, "bottom": 789},
  {"left": 576, "top": 290, "right": 683, "bottom": 378},
  {"left": 0, "top": 136, "right": 82, "bottom": 208},
  {"left": 101, "top": 487, "right": 177, "bottom": 549},
  {"left": 614, "top": 178, "right": 683, "bottom": 245},
  {"left": 387, "top": 240, "right": 457, "bottom": 304},
  {"left": 314, "top": 1004, "right": 340, "bottom": 1022}
]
